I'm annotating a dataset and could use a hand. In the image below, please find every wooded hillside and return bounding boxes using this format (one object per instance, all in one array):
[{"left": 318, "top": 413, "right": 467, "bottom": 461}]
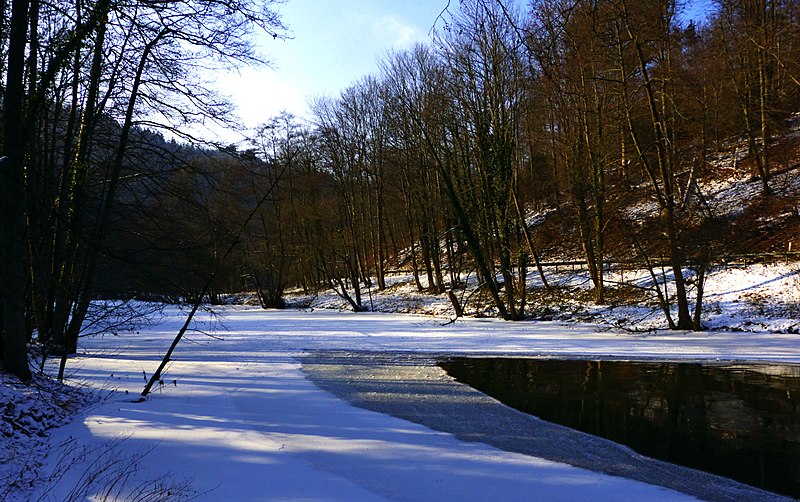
[{"left": 2, "top": 0, "right": 799, "bottom": 381}]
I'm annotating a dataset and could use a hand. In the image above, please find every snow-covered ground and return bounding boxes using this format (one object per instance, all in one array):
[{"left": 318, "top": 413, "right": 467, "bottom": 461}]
[
  {"left": 302, "top": 262, "right": 800, "bottom": 334},
  {"left": 3, "top": 263, "right": 800, "bottom": 501}
]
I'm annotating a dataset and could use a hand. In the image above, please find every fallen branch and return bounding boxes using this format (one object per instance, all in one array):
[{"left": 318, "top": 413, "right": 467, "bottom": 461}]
[{"left": 138, "top": 149, "right": 296, "bottom": 400}]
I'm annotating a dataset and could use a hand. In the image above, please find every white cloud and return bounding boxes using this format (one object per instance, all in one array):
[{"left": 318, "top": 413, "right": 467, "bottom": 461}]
[
  {"left": 378, "top": 15, "right": 421, "bottom": 49},
  {"left": 219, "top": 67, "right": 309, "bottom": 125}
]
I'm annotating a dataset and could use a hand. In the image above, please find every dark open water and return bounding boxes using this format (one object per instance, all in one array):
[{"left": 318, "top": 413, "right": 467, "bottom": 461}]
[{"left": 440, "top": 358, "right": 800, "bottom": 498}]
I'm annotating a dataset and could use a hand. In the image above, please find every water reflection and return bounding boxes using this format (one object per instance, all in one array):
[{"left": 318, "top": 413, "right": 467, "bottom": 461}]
[{"left": 440, "top": 358, "right": 800, "bottom": 498}]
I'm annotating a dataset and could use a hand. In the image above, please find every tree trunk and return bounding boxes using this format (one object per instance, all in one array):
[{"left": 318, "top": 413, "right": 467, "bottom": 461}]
[
  {"left": 59, "top": 28, "right": 168, "bottom": 378},
  {"left": 621, "top": 9, "right": 694, "bottom": 329},
  {"left": 1, "top": 0, "right": 33, "bottom": 382},
  {"left": 512, "top": 190, "right": 549, "bottom": 291}
]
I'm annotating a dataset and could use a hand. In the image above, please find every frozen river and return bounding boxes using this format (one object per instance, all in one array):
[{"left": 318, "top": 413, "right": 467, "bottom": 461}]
[{"left": 21, "top": 306, "right": 800, "bottom": 501}]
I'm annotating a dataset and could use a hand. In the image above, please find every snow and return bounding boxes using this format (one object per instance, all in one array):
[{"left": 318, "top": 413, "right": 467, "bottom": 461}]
[
  {"left": 9, "top": 314, "right": 699, "bottom": 501},
  {"left": 297, "top": 262, "right": 800, "bottom": 335},
  {"left": 3, "top": 264, "right": 800, "bottom": 500},
  {"left": 0, "top": 372, "right": 95, "bottom": 500}
]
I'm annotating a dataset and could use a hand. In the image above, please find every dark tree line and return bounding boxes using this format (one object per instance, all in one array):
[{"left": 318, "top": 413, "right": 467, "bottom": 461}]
[
  {"left": 218, "top": 0, "right": 799, "bottom": 324},
  {"left": 109, "top": 0, "right": 800, "bottom": 325},
  {"left": 228, "top": 0, "right": 798, "bottom": 325},
  {"left": 0, "top": 0, "right": 285, "bottom": 382}
]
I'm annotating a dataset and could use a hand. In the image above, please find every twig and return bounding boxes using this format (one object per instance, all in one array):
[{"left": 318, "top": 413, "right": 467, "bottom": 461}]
[{"left": 138, "top": 148, "right": 297, "bottom": 399}]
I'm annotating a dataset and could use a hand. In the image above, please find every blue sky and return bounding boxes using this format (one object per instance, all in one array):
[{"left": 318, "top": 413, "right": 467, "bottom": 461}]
[
  {"left": 215, "top": 0, "right": 715, "bottom": 141},
  {"left": 216, "top": 0, "right": 448, "bottom": 135}
]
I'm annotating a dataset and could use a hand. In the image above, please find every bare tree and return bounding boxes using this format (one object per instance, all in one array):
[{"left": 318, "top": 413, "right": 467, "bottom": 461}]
[{"left": 1, "top": 0, "right": 286, "bottom": 381}]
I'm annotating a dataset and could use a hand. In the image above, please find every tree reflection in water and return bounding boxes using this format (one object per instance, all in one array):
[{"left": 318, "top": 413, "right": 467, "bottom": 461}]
[{"left": 440, "top": 358, "right": 800, "bottom": 498}]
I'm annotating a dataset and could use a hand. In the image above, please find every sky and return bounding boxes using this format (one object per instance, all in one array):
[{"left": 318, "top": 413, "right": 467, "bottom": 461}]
[
  {"left": 213, "top": 0, "right": 449, "bottom": 140},
  {"left": 211, "top": 0, "right": 716, "bottom": 145}
]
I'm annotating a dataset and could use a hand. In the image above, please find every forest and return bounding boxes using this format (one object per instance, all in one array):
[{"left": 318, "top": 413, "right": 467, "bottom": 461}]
[{"left": 1, "top": 0, "right": 799, "bottom": 383}]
